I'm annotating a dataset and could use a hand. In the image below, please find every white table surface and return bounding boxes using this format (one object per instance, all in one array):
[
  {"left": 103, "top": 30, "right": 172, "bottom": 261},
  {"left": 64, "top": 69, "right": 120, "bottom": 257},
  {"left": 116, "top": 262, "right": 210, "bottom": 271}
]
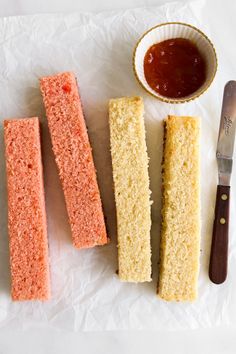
[{"left": 0, "top": 0, "right": 235, "bottom": 353}]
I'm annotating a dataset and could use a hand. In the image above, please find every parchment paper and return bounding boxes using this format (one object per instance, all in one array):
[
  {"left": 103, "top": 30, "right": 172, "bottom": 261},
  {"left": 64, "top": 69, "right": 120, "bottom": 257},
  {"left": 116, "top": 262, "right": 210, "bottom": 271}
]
[{"left": 0, "top": 0, "right": 236, "bottom": 331}]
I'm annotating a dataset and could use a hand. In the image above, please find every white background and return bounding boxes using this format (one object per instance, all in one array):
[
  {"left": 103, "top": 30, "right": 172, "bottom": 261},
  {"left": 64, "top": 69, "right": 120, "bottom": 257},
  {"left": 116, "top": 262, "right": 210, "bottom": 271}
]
[{"left": 0, "top": 0, "right": 235, "bottom": 353}]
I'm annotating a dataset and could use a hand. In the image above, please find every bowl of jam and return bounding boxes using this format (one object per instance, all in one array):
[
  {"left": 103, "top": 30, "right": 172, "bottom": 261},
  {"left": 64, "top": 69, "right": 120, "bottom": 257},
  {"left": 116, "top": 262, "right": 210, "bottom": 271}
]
[{"left": 133, "top": 22, "right": 217, "bottom": 103}]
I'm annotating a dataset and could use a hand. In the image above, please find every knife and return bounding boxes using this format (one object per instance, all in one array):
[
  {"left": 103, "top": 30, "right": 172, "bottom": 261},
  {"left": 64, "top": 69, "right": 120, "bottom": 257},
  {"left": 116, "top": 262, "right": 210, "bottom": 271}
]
[{"left": 209, "top": 81, "right": 236, "bottom": 284}]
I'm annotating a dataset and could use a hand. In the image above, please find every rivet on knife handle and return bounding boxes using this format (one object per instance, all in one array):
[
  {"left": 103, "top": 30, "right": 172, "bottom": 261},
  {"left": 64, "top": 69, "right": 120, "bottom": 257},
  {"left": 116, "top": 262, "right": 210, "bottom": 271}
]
[{"left": 209, "top": 185, "right": 230, "bottom": 284}]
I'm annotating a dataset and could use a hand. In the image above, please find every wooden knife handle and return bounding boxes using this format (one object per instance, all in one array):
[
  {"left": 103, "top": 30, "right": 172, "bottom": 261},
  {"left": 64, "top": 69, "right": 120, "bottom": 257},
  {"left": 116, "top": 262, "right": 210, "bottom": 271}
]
[{"left": 209, "top": 185, "right": 230, "bottom": 284}]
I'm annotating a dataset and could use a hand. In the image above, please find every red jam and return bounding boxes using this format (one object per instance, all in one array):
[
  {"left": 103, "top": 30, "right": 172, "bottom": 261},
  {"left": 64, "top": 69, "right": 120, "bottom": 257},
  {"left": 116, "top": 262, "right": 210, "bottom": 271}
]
[
  {"left": 62, "top": 83, "right": 71, "bottom": 93},
  {"left": 143, "top": 38, "right": 206, "bottom": 99}
]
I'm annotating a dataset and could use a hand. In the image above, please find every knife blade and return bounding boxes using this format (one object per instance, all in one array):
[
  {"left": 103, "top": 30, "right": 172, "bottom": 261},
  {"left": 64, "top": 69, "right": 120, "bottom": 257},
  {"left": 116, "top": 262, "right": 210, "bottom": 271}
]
[{"left": 209, "top": 81, "right": 236, "bottom": 284}]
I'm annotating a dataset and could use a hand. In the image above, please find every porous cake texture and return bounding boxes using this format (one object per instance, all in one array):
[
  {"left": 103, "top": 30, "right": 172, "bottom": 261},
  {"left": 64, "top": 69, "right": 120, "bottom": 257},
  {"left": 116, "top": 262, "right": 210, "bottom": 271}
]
[
  {"left": 109, "top": 97, "right": 152, "bottom": 282},
  {"left": 158, "top": 116, "right": 200, "bottom": 301},
  {"left": 4, "top": 118, "right": 50, "bottom": 301},
  {"left": 40, "top": 72, "right": 107, "bottom": 249}
]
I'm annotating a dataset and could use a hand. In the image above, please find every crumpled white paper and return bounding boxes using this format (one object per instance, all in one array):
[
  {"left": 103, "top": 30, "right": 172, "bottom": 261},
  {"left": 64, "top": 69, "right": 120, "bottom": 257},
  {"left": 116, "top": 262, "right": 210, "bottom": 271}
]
[{"left": 0, "top": 0, "right": 236, "bottom": 331}]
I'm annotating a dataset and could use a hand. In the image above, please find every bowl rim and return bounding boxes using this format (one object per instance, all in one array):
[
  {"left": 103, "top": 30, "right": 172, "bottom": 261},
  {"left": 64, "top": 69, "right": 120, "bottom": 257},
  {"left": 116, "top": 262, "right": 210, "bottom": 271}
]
[{"left": 133, "top": 21, "right": 218, "bottom": 104}]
